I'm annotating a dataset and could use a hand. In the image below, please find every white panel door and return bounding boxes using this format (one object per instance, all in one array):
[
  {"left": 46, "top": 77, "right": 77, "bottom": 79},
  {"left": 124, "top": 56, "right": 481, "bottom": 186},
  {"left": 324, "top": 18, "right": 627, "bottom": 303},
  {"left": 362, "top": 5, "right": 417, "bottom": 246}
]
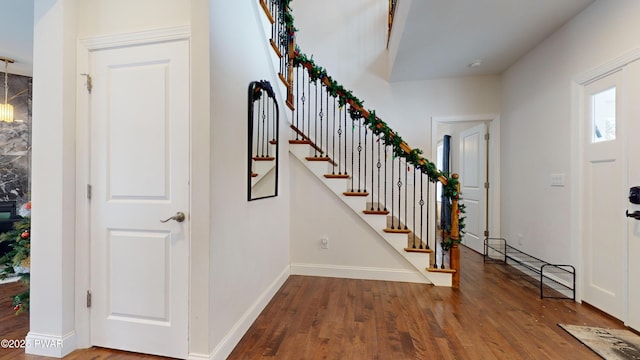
[
  {"left": 625, "top": 61, "right": 640, "bottom": 331},
  {"left": 582, "top": 70, "right": 625, "bottom": 320},
  {"left": 89, "top": 39, "right": 190, "bottom": 358},
  {"left": 459, "top": 123, "right": 487, "bottom": 254}
]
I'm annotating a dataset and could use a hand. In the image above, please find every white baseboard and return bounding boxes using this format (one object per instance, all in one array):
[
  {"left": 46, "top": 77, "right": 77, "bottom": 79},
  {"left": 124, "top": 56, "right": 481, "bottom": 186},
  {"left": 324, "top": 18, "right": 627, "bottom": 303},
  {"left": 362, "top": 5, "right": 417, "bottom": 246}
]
[
  {"left": 291, "top": 263, "right": 429, "bottom": 284},
  {"left": 209, "top": 265, "right": 290, "bottom": 360},
  {"left": 188, "top": 353, "right": 213, "bottom": 360},
  {"left": 25, "top": 330, "right": 76, "bottom": 358}
]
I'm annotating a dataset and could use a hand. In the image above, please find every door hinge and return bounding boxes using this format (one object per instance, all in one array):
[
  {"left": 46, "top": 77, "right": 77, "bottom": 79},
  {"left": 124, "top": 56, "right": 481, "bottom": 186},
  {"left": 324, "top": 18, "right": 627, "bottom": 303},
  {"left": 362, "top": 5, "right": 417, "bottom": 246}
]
[
  {"left": 86, "top": 290, "right": 92, "bottom": 308},
  {"left": 484, "top": 230, "right": 489, "bottom": 237},
  {"left": 484, "top": 133, "right": 490, "bottom": 141},
  {"left": 80, "top": 73, "right": 92, "bottom": 93},
  {"left": 87, "top": 184, "right": 92, "bottom": 199},
  {"left": 484, "top": 182, "right": 490, "bottom": 189}
]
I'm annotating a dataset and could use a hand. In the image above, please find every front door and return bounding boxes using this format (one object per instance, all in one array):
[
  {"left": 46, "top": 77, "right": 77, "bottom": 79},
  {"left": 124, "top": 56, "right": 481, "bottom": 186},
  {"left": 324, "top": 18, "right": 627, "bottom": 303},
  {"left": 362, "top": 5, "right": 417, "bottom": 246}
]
[
  {"left": 625, "top": 60, "right": 640, "bottom": 331},
  {"left": 458, "top": 123, "right": 488, "bottom": 254},
  {"left": 582, "top": 70, "right": 625, "bottom": 320},
  {"left": 89, "top": 39, "right": 190, "bottom": 358}
]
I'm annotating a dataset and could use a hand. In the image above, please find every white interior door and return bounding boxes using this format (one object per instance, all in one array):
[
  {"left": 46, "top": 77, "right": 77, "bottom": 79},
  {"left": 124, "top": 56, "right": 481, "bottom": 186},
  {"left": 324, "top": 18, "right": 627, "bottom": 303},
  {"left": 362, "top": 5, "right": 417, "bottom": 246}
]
[
  {"left": 582, "top": 70, "right": 625, "bottom": 320},
  {"left": 458, "top": 123, "right": 487, "bottom": 254},
  {"left": 89, "top": 39, "right": 190, "bottom": 358},
  {"left": 625, "top": 61, "right": 640, "bottom": 331}
]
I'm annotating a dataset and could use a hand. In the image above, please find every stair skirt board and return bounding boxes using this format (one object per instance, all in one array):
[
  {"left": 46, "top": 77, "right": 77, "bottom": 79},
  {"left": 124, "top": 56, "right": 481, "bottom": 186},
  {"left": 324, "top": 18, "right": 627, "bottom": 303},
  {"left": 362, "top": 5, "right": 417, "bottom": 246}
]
[
  {"left": 289, "top": 141, "right": 453, "bottom": 287},
  {"left": 290, "top": 263, "right": 430, "bottom": 284}
]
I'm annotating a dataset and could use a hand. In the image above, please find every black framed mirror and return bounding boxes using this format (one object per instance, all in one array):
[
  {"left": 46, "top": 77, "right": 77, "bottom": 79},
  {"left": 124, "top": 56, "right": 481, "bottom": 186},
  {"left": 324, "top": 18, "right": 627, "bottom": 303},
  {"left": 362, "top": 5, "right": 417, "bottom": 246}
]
[{"left": 248, "top": 80, "right": 279, "bottom": 201}]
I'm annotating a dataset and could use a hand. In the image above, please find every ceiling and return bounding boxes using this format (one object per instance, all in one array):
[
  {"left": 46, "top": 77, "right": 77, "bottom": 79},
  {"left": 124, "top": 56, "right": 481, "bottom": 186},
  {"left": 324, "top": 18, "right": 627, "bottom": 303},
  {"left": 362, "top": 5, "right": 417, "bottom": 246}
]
[
  {"left": 389, "top": 0, "right": 595, "bottom": 81},
  {"left": 0, "top": 0, "right": 596, "bottom": 80},
  {"left": 0, "top": 0, "right": 34, "bottom": 76}
]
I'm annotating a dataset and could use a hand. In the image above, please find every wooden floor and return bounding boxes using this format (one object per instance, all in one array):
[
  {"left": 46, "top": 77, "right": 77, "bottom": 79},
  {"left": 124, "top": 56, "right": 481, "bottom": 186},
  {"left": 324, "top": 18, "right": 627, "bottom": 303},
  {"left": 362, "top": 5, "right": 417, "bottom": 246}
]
[{"left": 0, "top": 246, "right": 627, "bottom": 359}]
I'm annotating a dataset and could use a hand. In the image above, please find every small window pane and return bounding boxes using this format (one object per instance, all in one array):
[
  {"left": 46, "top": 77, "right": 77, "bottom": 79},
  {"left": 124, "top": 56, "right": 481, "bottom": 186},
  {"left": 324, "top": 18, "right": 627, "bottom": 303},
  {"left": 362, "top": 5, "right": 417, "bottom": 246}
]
[{"left": 592, "top": 87, "right": 616, "bottom": 143}]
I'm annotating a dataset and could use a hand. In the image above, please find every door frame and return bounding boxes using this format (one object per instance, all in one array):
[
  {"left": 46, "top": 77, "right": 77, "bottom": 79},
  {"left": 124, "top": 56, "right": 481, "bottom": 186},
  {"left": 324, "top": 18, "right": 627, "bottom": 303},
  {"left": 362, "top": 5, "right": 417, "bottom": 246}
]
[
  {"left": 431, "top": 114, "right": 501, "bottom": 248},
  {"left": 572, "top": 48, "right": 640, "bottom": 318},
  {"left": 74, "top": 26, "right": 209, "bottom": 354}
]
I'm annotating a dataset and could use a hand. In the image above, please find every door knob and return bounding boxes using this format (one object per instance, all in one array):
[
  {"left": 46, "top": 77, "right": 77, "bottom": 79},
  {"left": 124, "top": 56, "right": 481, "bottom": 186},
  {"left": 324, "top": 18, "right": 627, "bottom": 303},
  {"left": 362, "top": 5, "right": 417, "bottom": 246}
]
[
  {"left": 160, "top": 211, "right": 186, "bottom": 223},
  {"left": 626, "top": 209, "right": 640, "bottom": 220}
]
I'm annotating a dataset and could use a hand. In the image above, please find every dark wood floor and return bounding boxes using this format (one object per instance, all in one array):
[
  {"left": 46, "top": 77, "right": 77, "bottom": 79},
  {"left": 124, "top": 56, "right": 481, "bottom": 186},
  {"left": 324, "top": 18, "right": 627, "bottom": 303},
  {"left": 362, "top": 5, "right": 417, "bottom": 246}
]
[{"left": 0, "top": 246, "right": 627, "bottom": 359}]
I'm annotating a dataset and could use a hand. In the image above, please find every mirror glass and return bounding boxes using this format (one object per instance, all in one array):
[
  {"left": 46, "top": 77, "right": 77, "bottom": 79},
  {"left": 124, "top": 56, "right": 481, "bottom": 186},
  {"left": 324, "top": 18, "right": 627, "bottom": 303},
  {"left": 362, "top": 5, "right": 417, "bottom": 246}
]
[{"left": 248, "top": 80, "right": 279, "bottom": 201}]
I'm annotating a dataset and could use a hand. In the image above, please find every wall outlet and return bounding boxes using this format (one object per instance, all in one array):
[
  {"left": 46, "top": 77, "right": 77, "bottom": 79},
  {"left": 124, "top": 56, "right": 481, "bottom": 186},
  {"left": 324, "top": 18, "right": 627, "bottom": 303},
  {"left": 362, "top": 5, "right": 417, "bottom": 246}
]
[
  {"left": 320, "top": 237, "right": 329, "bottom": 249},
  {"left": 517, "top": 233, "right": 524, "bottom": 246}
]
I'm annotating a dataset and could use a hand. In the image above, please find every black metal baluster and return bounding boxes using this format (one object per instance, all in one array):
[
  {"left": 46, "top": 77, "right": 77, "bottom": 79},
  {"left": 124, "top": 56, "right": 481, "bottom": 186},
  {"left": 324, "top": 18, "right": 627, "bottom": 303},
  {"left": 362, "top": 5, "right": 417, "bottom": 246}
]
[
  {"left": 307, "top": 74, "right": 311, "bottom": 142},
  {"left": 271, "top": 93, "right": 277, "bottom": 153},
  {"left": 338, "top": 105, "right": 343, "bottom": 175},
  {"left": 351, "top": 112, "right": 355, "bottom": 192},
  {"left": 397, "top": 157, "right": 402, "bottom": 230},
  {"left": 262, "top": 95, "right": 268, "bottom": 157},
  {"left": 318, "top": 84, "right": 323, "bottom": 156},
  {"left": 376, "top": 137, "right": 381, "bottom": 211},
  {"left": 314, "top": 81, "right": 318, "bottom": 157},
  {"left": 257, "top": 94, "right": 263, "bottom": 157},
  {"left": 384, "top": 146, "right": 388, "bottom": 211},
  {"left": 326, "top": 88, "right": 330, "bottom": 165},
  {"left": 412, "top": 165, "right": 417, "bottom": 248},
  {"left": 344, "top": 106, "right": 348, "bottom": 176},
  {"left": 332, "top": 96, "right": 336, "bottom": 175},
  {"left": 357, "top": 120, "right": 362, "bottom": 192},
  {"left": 363, "top": 125, "right": 367, "bottom": 193},
  {"left": 370, "top": 130, "right": 375, "bottom": 210},
  {"left": 390, "top": 153, "right": 395, "bottom": 229},
  {"left": 295, "top": 67, "right": 300, "bottom": 138},
  {"left": 434, "top": 181, "right": 439, "bottom": 268},
  {"left": 419, "top": 172, "right": 424, "bottom": 249},
  {"left": 425, "top": 176, "right": 430, "bottom": 250},
  {"left": 404, "top": 161, "right": 408, "bottom": 230}
]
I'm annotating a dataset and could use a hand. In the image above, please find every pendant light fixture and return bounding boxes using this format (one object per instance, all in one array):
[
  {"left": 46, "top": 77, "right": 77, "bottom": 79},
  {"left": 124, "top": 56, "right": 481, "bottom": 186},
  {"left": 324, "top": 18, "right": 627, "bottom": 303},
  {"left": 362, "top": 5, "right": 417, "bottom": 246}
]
[{"left": 0, "top": 57, "right": 15, "bottom": 123}]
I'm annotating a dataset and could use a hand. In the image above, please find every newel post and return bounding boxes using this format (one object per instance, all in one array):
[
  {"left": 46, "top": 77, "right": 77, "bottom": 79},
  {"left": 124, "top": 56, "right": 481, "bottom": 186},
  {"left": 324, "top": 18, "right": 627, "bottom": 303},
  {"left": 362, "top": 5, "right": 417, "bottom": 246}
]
[{"left": 450, "top": 173, "right": 461, "bottom": 288}]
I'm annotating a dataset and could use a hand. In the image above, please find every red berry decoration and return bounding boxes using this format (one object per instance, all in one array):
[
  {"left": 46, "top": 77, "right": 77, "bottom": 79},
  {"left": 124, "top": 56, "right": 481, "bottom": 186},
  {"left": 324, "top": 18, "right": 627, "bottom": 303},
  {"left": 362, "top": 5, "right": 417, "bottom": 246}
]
[
  {"left": 21, "top": 230, "right": 29, "bottom": 239},
  {"left": 14, "top": 304, "right": 21, "bottom": 311}
]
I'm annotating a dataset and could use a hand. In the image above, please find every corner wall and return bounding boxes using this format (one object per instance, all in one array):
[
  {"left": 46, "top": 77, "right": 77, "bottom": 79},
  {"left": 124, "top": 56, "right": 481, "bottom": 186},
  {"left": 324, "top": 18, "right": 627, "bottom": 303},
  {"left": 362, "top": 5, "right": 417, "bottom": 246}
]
[
  {"left": 209, "top": 1, "right": 291, "bottom": 358},
  {"left": 501, "top": 0, "right": 640, "bottom": 265}
]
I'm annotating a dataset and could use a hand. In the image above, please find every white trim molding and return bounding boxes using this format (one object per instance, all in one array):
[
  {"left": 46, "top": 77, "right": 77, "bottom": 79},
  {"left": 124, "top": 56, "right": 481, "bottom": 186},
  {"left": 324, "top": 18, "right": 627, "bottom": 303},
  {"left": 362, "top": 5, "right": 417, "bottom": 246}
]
[
  {"left": 26, "top": 331, "right": 76, "bottom": 358},
  {"left": 430, "top": 113, "right": 502, "bottom": 243},
  {"left": 290, "top": 263, "right": 430, "bottom": 284}
]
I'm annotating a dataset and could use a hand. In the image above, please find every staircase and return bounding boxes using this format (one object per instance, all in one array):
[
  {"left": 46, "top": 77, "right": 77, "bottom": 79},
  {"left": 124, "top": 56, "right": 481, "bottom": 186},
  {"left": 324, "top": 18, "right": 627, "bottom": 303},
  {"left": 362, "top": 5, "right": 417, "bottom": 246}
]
[{"left": 258, "top": 0, "right": 463, "bottom": 287}]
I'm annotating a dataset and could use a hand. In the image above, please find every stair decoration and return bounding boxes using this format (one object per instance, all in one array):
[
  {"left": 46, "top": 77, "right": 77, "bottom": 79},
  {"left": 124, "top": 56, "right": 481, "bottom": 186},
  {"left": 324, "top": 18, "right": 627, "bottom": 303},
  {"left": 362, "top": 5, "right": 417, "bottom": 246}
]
[{"left": 259, "top": 0, "right": 464, "bottom": 286}]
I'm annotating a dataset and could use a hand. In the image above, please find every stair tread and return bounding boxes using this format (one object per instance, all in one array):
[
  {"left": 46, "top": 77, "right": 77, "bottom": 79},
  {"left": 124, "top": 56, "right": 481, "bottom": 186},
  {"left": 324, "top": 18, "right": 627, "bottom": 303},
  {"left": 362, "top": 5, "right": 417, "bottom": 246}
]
[
  {"left": 343, "top": 191, "right": 369, "bottom": 197},
  {"left": 253, "top": 156, "right": 275, "bottom": 161},
  {"left": 404, "top": 248, "right": 433, "bottom": 253},
  {"left": 363, "top": 209, "right": 389, "bottom": 215},
  {"left": 383, "top": 228, "right": 411, "bottom": 234},
  {"left": 325, "top": 174, "right": 350, "bottom": 179},
  {"left": 427, "top": 267, "right": 456, "bottom": 274}
]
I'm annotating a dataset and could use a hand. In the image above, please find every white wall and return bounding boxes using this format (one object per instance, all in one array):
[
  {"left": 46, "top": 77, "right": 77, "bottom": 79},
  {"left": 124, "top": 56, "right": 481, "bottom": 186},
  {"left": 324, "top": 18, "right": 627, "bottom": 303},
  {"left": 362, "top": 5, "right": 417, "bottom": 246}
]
[
  {"left": 29, "top": 0, "right": 78, "bottom": 356},
  {"left": 501, "top": 0, "right": 640, "bottom": 264},
  {"left": 209, "top": 1, "right": 290, "bottom": 358},
  {"left": 290, "top": 156, "right": 425, "bottom": 282}
]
